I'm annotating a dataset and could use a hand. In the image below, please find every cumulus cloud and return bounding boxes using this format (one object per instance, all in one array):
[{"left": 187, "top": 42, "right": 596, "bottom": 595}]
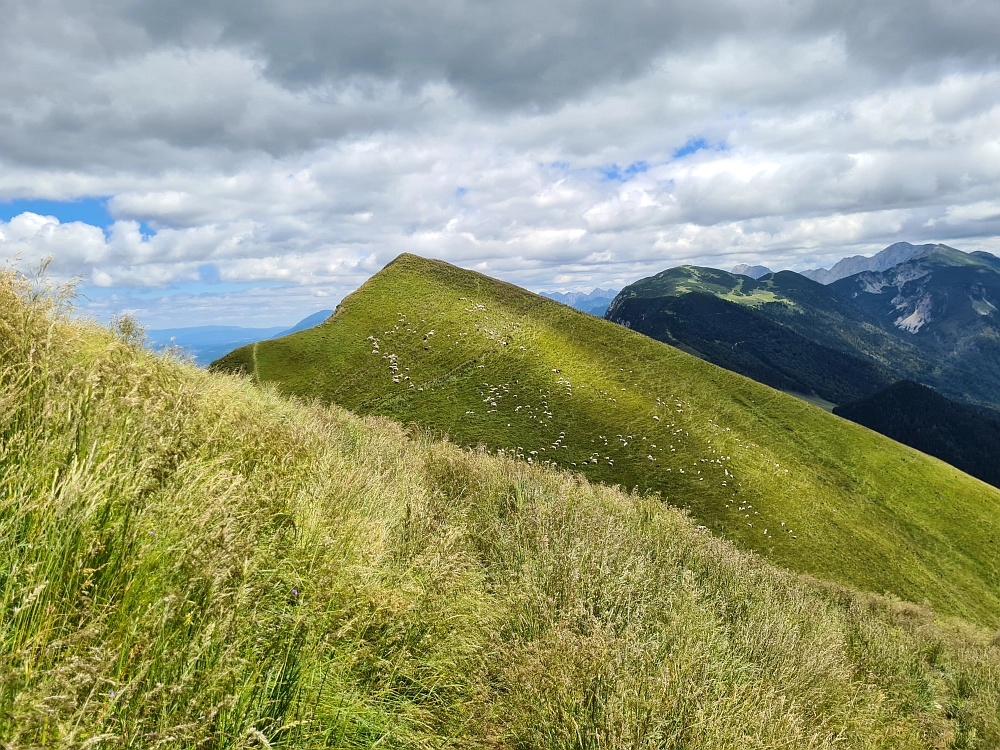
[{"left": 1, "top": 0, "right": 1000, "bottom": 325}]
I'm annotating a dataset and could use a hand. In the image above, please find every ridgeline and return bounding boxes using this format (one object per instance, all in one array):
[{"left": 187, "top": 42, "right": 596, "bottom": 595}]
[
  {"left": 4, "top": 265, "right": 1000, "bottom": 746},
  {"left": 214, "top": 254, "right": 1000, "bottom": 627}
]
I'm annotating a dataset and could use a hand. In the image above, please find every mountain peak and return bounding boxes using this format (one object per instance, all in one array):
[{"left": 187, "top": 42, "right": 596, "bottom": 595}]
[
  {"left": 541, "top": 287, "right": 620, "bottom": 316},
  {"left": 802, "top": 242, "right": 947, "bottom": 284},
  {"left": 732, "top": 263, "right": 773, "bottom": 279}
]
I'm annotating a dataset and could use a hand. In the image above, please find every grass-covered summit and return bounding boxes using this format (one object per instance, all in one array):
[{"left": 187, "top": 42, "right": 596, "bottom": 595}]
[
  {"left": 5, "top": 267, "right": 1000, "bottom": 747},
  {"left": 214, "top": 254, "right": 1000, "bottom": 626}
]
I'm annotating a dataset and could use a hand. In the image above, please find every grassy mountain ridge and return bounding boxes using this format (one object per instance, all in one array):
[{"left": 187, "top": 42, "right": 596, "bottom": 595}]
[
  {"left": 215, "top": 253, "right": 1000, "bottom": 626},
  {"left": 5, "top": 268, "right": 1000, "bottom": 747}
]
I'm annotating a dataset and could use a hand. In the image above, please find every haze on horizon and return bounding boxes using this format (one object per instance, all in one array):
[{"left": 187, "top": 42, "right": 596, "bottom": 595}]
[{"left": 2, "top": 0, "right": 1000, "bottom": 327}]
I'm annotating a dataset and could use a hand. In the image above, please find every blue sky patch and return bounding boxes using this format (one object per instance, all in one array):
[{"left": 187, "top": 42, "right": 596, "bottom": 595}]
[
  {"left": 0, "top": 197, "right": 114, "bottom": 227},
  {"left": 198, "top": 264, "right": 221, "bottom": 284},
  {"left": 455, "top": 187, "right": 468, "bottom": 198},
  {"left": 673, "top": 138, "right": 728, "bottom": 159},
  {"left": 598, "top": 161, "right": 649, "bottom": 182}
]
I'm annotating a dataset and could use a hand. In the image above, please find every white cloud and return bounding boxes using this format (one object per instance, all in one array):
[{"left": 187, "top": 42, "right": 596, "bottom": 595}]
[{"left": 1, "top": 0, "right": 1000, "bottom": 325}]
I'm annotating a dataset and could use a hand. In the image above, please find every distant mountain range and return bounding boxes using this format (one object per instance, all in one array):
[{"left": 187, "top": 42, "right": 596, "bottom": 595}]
[
  {"left": 541, "top": 287, "right": 619, "bottom": 316},
  {"left": 731, "top": 263, "right": 772, "bottom": 279},
  {"left": 800, "top": 242, "right": 943, "bottom": 284},
  {"left": 148, "top": 309, "right": 332, "bottom": 365},
  {"left": 608, "top": 244, "right": 1000, "bottom": 412}
]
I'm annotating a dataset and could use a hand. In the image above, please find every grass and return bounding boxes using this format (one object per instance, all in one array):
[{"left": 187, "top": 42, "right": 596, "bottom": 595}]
[
  {"left": 613, "top": 265, "right": 795, "bottom": 308},
  {"left": 215, "top": 254, "right": 1000, "bottom": 628},
  {"left": 4, "top": 268, "right": 1000, "bottom": 747}
]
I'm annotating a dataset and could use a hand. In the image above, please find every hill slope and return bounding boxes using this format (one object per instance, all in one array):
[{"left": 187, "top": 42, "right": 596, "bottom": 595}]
[
  {"left": 835, "top": 381, "right": 1000, "bottom": 489},
  {"left": 5, "top": 267, "right": 1000, "bottom": 747},
  {"left": 214, "top": 254, "right": 1000, "bottom": 626}
]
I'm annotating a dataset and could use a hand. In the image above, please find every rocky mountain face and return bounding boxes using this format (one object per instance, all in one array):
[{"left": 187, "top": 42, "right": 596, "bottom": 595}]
[
  {"left": 732, "top": 263, "right": 773, "bottom": 279},
  {"left": 831, "top": 246, "right": 1000, "bottom": 339},
  {"left": 829, "top": 246, "right": 1000, "bottom": 411},
  {"left": 801, "top": 242, "right": 942, "bottom": 284},
  {"left": 606, "top": 245, "right": 1000, "bottom": 415}
]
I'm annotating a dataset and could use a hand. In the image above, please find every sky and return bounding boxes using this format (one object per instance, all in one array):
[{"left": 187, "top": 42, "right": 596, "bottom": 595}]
[{"left": 2, "top": 0, "right": 1000, "bottom": 327}]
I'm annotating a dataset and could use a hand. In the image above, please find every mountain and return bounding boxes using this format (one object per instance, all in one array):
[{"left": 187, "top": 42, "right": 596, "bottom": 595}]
[
  {"left": 731, "top": 263, "right": 772, "bottom": 279},
  {"left": 801, "top": 242, "right": 941, "bottom": 284},
  {"left": 830, "top": 245, "right": 1000, "bottom": 411},
  {"left": 542, "top": 287, "right": 619, "bottom": 316},
  {"left": 606, "top": 253, "right": 1000, "bottom": 414},
  {"left": 542, "top": 287, "right": 619, "bottom": 306},
  {"left": 146, "top": 324, "right": 287, "bottom": 365},
  {"left": 606, "top": 251, "right": 1000, "bottom": 493},
  {"left": 605, "top": 265, "right": 919, "bottom": 405},
  {"left": 6, "top": 272, "right": 1000, "bottom": 745},
  {"left": 148, "top": 309, "right": 333, "bottom": 365},
  {"left": 279, "top": 308, "right": 333, "bottom": 334},
  {"left": 834, "top": 381, "right": 1000, "bottom": 489},
  {"left": 605, "top": 289, "right": 894, "bottom": 406},
  {"left": 213, "top": 253, "right": 1000, "bottom": 625}
]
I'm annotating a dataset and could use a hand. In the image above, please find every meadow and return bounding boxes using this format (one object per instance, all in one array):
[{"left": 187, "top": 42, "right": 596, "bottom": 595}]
[
  {"left": 4, "top": 267, "right": 1000, "bottom": 747},
  {"left": 215, "top": 254, "right": 1000, "bottom": 627}
]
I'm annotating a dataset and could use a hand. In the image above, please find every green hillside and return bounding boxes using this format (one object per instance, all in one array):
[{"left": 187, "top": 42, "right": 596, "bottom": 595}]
[
  {"left": 5, "top": 267, "right": 1000, "bottom": 747},
  {"left": 835, "top": 381, "right": 1000, "bottom": 490},
  {"left": 214, "top": 254, "right": 1000, "bottom": 626}
]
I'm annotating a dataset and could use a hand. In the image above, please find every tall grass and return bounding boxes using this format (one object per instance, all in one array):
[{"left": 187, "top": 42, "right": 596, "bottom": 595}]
[
  {"left": 2, "top": 267, "right": 999, "bottom": 748},
  {"left": 214, "top": 254, "right": 1000, "bottom": 627}
]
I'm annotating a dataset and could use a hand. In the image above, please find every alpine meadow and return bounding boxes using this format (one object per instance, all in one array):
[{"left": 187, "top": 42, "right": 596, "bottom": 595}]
[
  {"left": 5, "top": 259, "right": 1000, "bottom": 747},
  {"left": 215, "top": 254, "right": 1000, "bottom": 627},
  {"left": 8, "top": 0, "right": 1000, "bottom": 746}
]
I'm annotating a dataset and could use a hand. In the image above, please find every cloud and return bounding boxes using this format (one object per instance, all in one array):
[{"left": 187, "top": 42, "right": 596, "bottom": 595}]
[
  {"left": 126, "top": 0, "right": 1000, "bottom": 106},
  {"left": 1, "top": 0, "right": 1000, "bottom": 325}
]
